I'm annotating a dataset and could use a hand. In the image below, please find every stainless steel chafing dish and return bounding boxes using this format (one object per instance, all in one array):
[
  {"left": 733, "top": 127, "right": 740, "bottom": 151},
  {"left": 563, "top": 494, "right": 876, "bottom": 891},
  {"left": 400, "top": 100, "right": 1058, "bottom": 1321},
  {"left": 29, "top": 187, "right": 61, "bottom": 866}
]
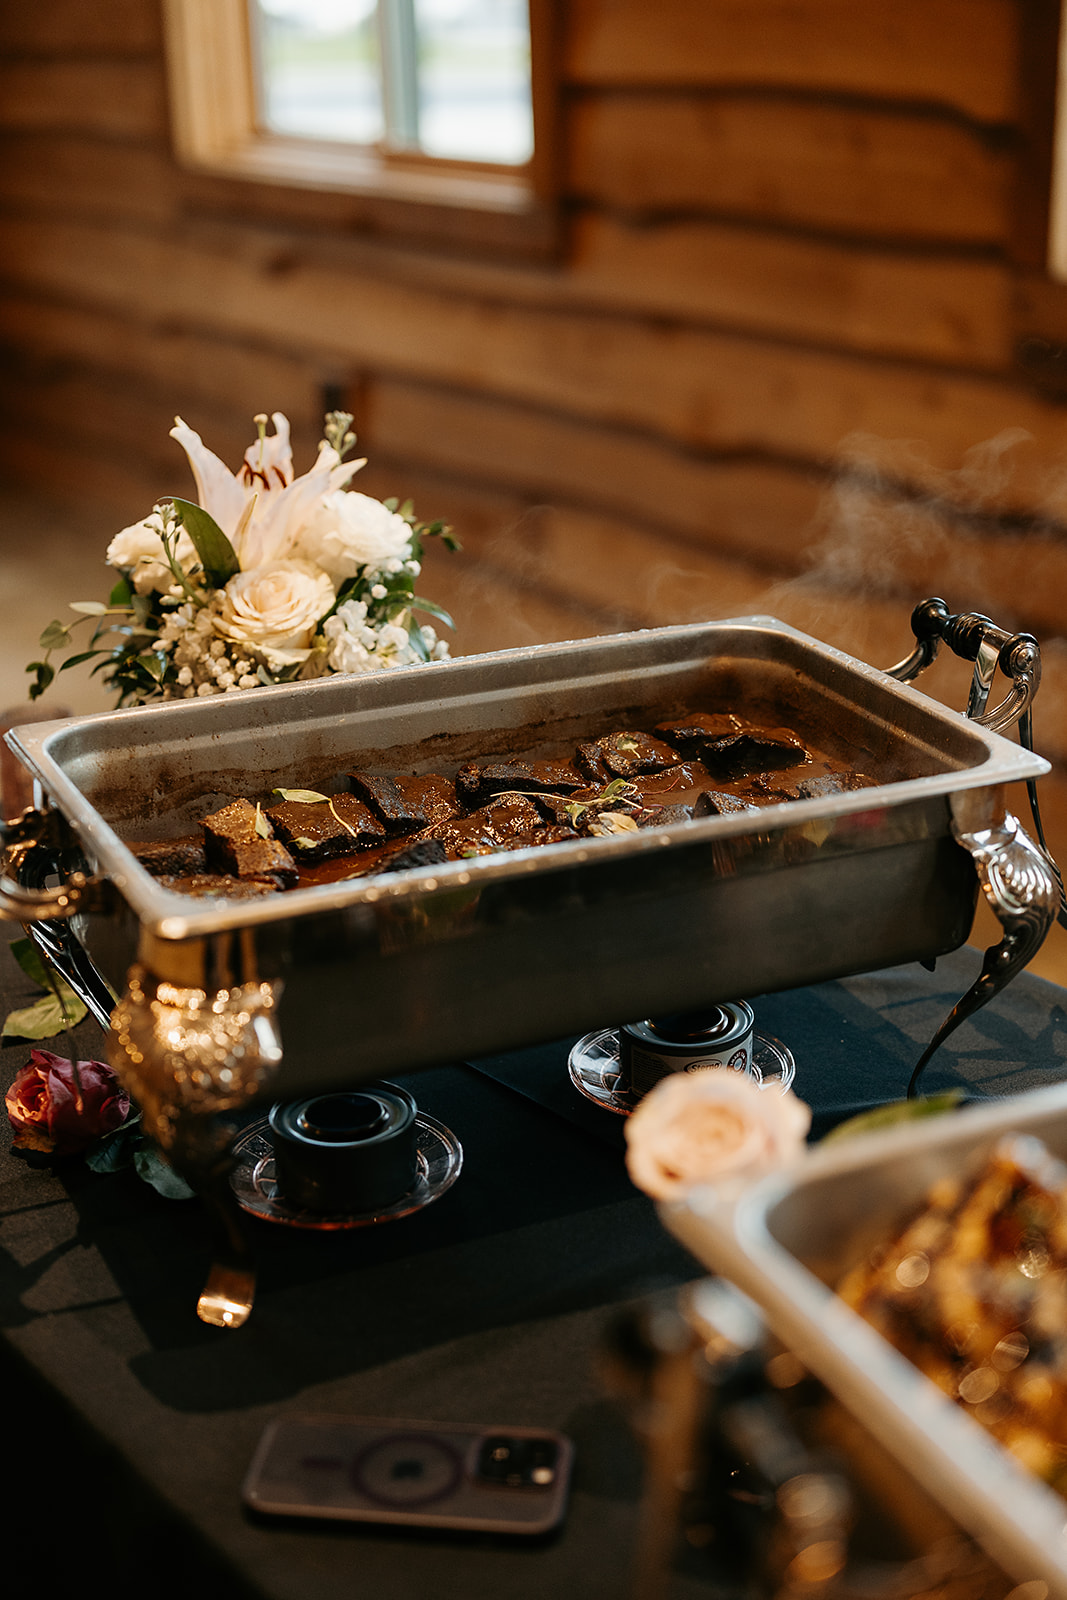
[{"left": 0, "top": 604, "right": 1059, "bottom": 1326}]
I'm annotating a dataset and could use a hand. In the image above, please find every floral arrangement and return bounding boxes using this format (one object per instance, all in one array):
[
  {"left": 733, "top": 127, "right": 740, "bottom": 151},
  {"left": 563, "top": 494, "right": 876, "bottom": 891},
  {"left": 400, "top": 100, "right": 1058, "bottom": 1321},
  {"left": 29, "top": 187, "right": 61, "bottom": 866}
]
[
  {"left": 28, "top": 410, "right": 457, "bottom": 706},
  {"left": 623, "top": 1068, "right": 812, "bottom": 1201}
]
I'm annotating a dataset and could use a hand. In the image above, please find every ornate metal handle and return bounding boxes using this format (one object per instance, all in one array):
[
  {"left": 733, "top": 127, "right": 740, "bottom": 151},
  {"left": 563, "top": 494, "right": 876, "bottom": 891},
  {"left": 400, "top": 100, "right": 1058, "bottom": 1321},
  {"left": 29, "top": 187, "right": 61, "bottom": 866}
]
[
  {"left": 886, "top": 596, "right": 1041, "bottom": 733},
  {"left": 908, "top": 812, "right": 1059, "bottom": 1097}
]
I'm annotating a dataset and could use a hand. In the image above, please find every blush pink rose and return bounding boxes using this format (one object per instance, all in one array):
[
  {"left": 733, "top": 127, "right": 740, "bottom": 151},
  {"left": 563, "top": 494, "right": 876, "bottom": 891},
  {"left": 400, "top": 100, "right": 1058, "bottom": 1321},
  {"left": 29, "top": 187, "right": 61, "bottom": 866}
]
[
  {"left": 624, "top": 1067, "right": 811, "bottom": 1201},
  {"left": 5, "top": 1049, "right": 131, "bottom": 1156}
]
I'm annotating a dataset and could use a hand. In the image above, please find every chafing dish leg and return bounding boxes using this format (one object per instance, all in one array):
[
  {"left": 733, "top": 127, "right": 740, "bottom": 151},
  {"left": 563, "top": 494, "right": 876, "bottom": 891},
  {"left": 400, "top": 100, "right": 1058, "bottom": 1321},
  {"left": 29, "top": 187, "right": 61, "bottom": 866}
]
[
  {"left": 107, "top": 963, "right": 283, "bottom": 1327},
  {"left": 908, "top": 813, "right": 1058, "bottom": 1097}
]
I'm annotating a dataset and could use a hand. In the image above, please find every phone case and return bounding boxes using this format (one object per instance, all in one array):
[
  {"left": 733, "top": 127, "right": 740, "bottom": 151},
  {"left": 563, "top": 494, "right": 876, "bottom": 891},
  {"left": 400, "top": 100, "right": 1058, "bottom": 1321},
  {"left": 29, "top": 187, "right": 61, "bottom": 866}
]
[{"left": 242, "top": 1414, "right": 574, "bottom": 1534}]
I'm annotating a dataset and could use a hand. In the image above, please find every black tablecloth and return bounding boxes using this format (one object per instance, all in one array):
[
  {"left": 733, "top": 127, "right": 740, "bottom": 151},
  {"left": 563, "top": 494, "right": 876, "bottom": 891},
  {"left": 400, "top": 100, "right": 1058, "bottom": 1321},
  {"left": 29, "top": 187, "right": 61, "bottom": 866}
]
[{"left": 2, "top": 927, "right": 1066, "bottom": 1600}]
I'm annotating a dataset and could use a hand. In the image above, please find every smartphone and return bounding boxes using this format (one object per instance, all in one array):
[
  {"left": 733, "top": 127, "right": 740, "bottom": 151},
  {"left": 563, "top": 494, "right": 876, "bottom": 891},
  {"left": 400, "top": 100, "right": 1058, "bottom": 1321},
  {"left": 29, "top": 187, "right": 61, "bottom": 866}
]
[{"left": 242, "top": 1415, "right": 574, "bottom": 1535}]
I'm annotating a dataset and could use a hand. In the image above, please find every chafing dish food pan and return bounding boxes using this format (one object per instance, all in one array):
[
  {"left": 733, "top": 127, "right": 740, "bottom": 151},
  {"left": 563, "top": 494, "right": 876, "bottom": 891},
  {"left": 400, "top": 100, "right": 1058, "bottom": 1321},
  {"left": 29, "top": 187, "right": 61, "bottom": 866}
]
[
  {"left": 0, "top": 615, "right": 1053, "bottom": 1099},
  {"left": 665, "top": 1083, "right": 1067, "bottom": 1595}
]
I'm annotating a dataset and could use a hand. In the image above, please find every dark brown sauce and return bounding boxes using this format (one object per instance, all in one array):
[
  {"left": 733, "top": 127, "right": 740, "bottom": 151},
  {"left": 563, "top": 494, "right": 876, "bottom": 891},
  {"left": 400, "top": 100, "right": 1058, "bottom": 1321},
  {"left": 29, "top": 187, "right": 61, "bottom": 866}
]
[{"left": 140, "top": 711, "right": 875, "bottom": 897}]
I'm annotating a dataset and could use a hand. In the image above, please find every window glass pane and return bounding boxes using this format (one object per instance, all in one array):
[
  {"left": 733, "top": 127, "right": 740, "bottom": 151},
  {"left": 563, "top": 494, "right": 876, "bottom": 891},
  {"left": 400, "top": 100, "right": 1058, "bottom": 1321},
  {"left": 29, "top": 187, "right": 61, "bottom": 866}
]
[
  {"left": 253, "top": 0, "right": 384, "bottom": 145},
  {"left": 413, "top": 0, "right": 532, "bottom": 164}
]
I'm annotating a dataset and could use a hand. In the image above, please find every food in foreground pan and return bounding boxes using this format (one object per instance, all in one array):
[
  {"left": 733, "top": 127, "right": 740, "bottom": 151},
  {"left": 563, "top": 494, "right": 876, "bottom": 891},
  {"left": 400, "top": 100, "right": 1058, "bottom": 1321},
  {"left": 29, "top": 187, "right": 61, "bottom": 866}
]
[
  {"left": 838, "top": 1134, "right": 1067, "bottom": 1493},
  {"left": 129, "top": 709, "right": 875, "bottom": 899}
]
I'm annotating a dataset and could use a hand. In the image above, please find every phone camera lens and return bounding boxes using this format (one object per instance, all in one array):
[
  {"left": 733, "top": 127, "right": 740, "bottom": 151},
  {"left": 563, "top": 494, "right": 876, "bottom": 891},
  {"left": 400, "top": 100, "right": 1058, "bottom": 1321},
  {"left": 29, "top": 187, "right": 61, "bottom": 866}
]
[{"left": 476, "top": 1436, "right": 558, "bottom": 1489}]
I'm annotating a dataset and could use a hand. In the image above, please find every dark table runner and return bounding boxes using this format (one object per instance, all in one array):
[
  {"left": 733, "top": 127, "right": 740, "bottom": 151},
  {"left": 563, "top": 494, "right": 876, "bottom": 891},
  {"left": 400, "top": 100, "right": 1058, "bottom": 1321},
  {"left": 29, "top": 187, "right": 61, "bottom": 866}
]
[{"left": 2, "top": 927, "right": 1065, "bottom": 1600}]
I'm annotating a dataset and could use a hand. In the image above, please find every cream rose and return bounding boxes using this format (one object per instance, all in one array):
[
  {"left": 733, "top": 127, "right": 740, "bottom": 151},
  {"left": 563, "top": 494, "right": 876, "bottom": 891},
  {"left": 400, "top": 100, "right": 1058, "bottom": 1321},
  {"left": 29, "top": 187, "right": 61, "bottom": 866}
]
[
  {"left": 624, "top": 1068, "right": 811, "bottom": 1201},
  {"left": 106, "top": 519, "right": 196, "bottom": 595},
  {"left": 214, "top": 559, "right": 335, "bottom": 667},
  {"left": 294, "top": 491, "right": 412, "bottom": 580}
]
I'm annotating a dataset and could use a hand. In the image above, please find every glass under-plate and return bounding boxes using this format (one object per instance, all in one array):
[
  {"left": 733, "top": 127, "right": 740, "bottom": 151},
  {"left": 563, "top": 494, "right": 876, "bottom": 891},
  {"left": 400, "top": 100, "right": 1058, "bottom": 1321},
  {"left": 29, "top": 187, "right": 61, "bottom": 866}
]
[
  {"left": 568, "top": 1029, "right": 797, "bottom": 1116},
  {"left": 229, "top": 1112, "right": 463, "bottom": 1229}
]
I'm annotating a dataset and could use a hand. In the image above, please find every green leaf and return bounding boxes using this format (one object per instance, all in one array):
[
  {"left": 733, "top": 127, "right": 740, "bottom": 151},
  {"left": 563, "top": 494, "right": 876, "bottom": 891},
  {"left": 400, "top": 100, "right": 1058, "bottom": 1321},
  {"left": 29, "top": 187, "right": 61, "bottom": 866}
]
[
  {"left": 39, "top": 619, "right": 71, "bottom": 651},
  {"left": 109, "top": 575, "right": 133, "bottom": 606},
  {"left": 406, "top": 621, "right": 431, "bottom": 662},
  {"left": 134, "top": 1144, "right": 196, "bottom": 1200},
  {"left": 85, "top": 1117, "right": 142, "bottom": 1174},
  {"left": 170, "top": 497, "right": 239, "bottom": 590},
  {"left": 272, "top": 788, "right": 329, "bottom": 804},
  {"left": 136, "top": 652, "right": 166, "bottom": 682},
  {"left": 2, "top": 988, "right": 88, "bottom": 1041},
  {"left": 9, "top": 936, "right": 50, "bottom": 989},
  {"left": 68, "top": 601, "right": 109, "bottom": 616},
  {"left": 821, "top": 1089, "right": 966, "bottom": 1145},
  {"left": 26, "top": 661, "right": 54, "bottom": 700},
  {"left": 58, "top": 650, "right": 106, "bottom": 673},
  {"left": 411, "top": 596, "right": 455, "bottom": 629}
]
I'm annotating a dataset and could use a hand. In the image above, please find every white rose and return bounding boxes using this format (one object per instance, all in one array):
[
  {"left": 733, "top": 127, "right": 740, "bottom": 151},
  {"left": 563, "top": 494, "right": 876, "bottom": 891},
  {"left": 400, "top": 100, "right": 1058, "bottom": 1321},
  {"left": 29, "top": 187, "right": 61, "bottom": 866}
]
[
  {"left": 215, "top": 560, "right": 335, "bottom": 666},
  {"left": 106, "top": 519, "right": 196, "bottom": 595},
  {"left": 624, "top": 1069, "right": 811, "bottom": 1201},
  {"left": 294, "top": 491, "right": 412, "bottom": 580}
]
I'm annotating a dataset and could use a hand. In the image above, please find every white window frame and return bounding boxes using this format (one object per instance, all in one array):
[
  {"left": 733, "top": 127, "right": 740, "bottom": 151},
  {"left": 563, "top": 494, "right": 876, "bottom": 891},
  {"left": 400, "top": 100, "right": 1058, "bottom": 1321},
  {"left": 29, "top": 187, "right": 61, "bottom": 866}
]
[{"left": 161, "top": 0, "right": 555, "bottom": 227}]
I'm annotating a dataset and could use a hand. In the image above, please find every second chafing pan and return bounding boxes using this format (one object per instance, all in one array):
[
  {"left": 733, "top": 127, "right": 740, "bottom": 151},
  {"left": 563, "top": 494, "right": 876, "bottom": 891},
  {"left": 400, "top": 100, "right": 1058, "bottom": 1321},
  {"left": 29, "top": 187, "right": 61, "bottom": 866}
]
[
  {"left": 665, "top": 1084, "right": 1067, "bottom": 1594},
  {"left": 2, "top": 615, "right": 1052, "bottom": 1097}
]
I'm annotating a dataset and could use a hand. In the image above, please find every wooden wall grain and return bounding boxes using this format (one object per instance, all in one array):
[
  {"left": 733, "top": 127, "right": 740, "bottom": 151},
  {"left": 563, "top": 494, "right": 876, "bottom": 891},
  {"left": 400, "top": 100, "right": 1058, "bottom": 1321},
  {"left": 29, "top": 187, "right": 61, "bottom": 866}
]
[{"left": 2, "top": 0, "right": 1067, "bottom": 773}]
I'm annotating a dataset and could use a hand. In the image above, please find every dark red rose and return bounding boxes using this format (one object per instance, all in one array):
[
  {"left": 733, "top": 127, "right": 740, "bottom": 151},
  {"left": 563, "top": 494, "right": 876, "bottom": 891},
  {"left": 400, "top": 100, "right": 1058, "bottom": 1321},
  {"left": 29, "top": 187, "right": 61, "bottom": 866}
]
[{"left": 5, "top": 1049, "right": 131, "bottom": 1156}]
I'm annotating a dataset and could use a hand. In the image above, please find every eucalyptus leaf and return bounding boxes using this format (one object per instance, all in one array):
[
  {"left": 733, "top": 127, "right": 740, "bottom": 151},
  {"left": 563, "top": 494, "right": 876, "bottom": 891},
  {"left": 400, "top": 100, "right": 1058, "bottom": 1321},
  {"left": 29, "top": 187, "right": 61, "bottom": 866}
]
[
  {"left": 171, "top": 497, "right": 240, "bottom": 590},
  {"left": 68, "top": 600, "right": 109, "bottom": 616},
  {"left": 273, "top": 788, "right": 329, "bottom": 804},
  {"left": 134, "top": 1144, "right": 196, "bottom": 1199},
  {"left": 39, "top": 620, "right": 71, "bottom": 650},
  {"left": 821, "top": 1089, "right": 965, "bottom": 1145}
]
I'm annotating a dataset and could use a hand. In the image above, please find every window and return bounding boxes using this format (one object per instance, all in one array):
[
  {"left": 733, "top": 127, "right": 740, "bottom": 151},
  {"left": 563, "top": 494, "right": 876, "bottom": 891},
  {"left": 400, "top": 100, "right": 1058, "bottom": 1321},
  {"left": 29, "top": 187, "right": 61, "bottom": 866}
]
[
  {"left": 161, "top": 0, "right": 556, "bottom": 254},
  {"left": 252, "top": 0, "right": 533, "bottom": 166}
]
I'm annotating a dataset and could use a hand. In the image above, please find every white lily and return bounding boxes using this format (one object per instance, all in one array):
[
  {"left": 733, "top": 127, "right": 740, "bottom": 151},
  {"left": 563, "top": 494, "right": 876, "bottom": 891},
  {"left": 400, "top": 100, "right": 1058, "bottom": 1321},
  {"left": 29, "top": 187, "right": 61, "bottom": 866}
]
[{"left": 169, "top": 412, "right": 366, "bottom": 571}]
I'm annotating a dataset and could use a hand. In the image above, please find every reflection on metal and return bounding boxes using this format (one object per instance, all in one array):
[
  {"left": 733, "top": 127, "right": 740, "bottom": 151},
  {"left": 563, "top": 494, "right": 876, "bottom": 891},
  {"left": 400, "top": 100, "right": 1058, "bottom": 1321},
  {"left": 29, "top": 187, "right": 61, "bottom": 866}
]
[
  {"left": 908, "top": 813, "right": 1059, "bottom": 1097},
  {"left": 108, "top": 963, "right": 283, "bottom": 1328}
]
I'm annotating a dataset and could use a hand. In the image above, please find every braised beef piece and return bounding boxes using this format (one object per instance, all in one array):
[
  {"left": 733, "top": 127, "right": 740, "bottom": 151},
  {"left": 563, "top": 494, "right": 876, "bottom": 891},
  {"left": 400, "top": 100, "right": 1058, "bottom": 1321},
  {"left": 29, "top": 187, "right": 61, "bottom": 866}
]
[
  {"left": 693, "top": 790, "right": 760, "bottom": 817},
  {"left": 203, "top": 798, "right": 298, "bottom": 883},
  {"left": 576, "top": 731, "right": 682, "bottom": 781},
  {"left": 637, "top": 803, "right": 693, "bottom": 828},
  {"left": 266, "top": 794, "right": 386, "bottom": 862},
  {"left": 131, "top": 835, "right": 207, "bottom": 877},
  {"left": 654, "top": 712, "right": 742, "bottom": 753},
  {"left": 157, "top": 873, "right": 279, "bottom": 900},
  {"left": 431, "top": 794, "right": 548, "bottom": 858},
  {"left": 627, "top": 762, "right": 711, "bottom": 804},
  {"left": 347, "top": 772, "right": 461, "bottom": 835},
  {"left": 698, "top": 731, "right": 811, "bottom": 783},
  {"left": 454, "top": 759, "right": 585, "bottom": 807},
  {"left": 379, "top": 838, "right": 449, "bottom": 874},
  {"left": 796, "top": 772, "right": 874, "bottom": 798}
]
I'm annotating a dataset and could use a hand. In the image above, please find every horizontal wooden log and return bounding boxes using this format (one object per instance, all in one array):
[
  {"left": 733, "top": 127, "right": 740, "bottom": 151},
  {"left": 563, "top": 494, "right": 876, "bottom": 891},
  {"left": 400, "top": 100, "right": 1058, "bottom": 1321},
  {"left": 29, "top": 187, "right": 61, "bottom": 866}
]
[
  {"left": 568, "top": 93, "right": 1010, "bottom": 244},
  {"left": 0, "top": 135, "right": 179, "bottom": 223},
  {"left": 565, "top": 0, "right": 1018, "bottom": 123},
  {"left": 568, "top": 212, "right": 1012, "bottom": 367},
  {"left": 1, "top": 269, "right": 1063, "bottom": 520},
  {"left": 0, "top": 61, "right": 167, "bottom": 139},
  {"left": 0, "top": 295, "right": 328, "bottom": 433},
  {"left": 0, "top": 0, "right": 160, "bottom": 54},
  {"left": 362, "top": 377, "right": 1067, "bottom": 641},
  {"left": 0, "top": 211, "right": 1020, "bottom": 436}
]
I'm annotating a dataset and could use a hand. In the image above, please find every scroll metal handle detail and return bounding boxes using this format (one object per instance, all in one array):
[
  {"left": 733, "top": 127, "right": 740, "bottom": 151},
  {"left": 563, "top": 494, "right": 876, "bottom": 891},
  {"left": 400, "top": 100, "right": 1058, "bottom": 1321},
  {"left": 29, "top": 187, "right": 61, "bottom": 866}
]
[{"left": 908, "top": 813, "right": 1060, "bottom": 1097}]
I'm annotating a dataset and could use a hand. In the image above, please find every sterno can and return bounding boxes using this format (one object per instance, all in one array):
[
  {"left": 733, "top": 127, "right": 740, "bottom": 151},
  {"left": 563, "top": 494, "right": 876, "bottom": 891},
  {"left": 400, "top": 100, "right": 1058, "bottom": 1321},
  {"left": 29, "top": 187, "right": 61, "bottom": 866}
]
[{"left": 619, "top": 1003, "right": 756, "bottom": 1099}]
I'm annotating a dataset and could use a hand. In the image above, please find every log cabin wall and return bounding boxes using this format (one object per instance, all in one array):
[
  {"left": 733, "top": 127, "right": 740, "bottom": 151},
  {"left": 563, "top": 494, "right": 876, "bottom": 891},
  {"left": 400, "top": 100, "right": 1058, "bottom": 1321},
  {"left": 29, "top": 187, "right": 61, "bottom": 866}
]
[{"left": 1, "top": 1, "right": 1066, "bottom": 790}]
